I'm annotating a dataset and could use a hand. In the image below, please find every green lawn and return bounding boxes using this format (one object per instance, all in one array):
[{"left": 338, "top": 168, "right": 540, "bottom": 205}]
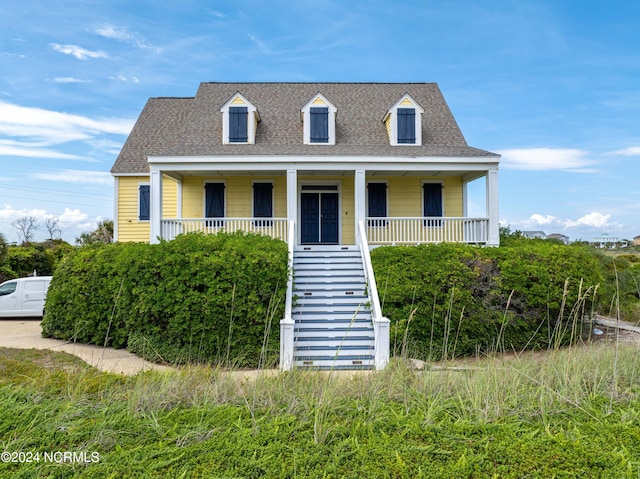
[{"left": 1, "top": 344, "right": 640, "bottom": 478}]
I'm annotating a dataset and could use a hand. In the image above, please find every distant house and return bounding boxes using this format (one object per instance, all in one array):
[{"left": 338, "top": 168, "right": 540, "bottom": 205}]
[
  {"left": 546, "top": 233, "right": 570, "bottom": 244},
  {"left": 110, "top": 82, "right": 501, "bottom": 371},
  {"left": 633, "top": 235, "right": 640, "bottom": 247},
  {"left": 521, "top": 231, "right": 547, "bottom": 240},
  {"left": 591, "top": 234, "right": 623, "bottom": 249}
]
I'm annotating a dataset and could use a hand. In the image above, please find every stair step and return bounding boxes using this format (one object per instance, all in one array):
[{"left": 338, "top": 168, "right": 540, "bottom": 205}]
[
  {"left": 295, "top": 293, "right": 369, "bottom": 307},
  {"left": 295, "top": 332, "right": 374, "bottom": 340},
  {"left": 294, "top": 313, "right": 372, "bottom": 322},
  {"left": 293, "top": 354, "right": 375, "bottom": 367},
  {"left": 295, "top": 338, "right": 375, "bottom": 348},
  {"left": 293, "top": 363, "right": 374, "bottom": 370},
  {"left": 292, "top": 305, "right": 369, "bottom": 314},
  {"left": 295, "top": 245, "right": 359, "bottom": 252}
]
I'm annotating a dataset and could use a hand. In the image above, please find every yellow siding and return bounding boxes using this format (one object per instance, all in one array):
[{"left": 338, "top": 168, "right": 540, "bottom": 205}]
[
  {"left": 231, "top": 96, "right": 246, "bottom": 105},
  {"left": 163, "top": 177, "right": 178, "bottom": 218},
  {"left": 116, "top": 176, "right": 150, "bottom": 242},
  {"left": 312, "top": 97, "right": 327, "bottom": 105},
  {"left": 399, "top": 98, "right": 413, "bottom": 106},
  {"left": 116, "top": 175, "right": 179, "bottom": 243},
  {"left": 182, "top": 175, "right": 287, "bottom": 219},
  {"left": 384, "top": 114, "right": 391, "bottom": 139},
  {"left": 374, "top": 176, "right": 463, "bottom": 217}
]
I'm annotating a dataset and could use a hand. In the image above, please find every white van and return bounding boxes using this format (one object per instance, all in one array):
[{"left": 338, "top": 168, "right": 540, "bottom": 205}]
[{"left": 0, "top": 276, "right": 53, "bottom": 318}]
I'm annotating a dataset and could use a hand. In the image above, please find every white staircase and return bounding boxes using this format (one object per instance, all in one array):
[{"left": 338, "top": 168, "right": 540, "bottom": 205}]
[{"left": 292, "top": 245, "right": 376, "bottom": 369}]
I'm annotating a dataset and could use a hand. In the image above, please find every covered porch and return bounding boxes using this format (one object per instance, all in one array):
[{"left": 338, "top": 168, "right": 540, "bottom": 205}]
[{"left": 148, "top": 156, "right": 500, "bottom": 247}]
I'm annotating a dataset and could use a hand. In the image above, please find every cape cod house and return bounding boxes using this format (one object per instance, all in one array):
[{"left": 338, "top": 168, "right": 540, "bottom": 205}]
[{"left": 110, "top": 82, "right": 500, "bottom": 371}]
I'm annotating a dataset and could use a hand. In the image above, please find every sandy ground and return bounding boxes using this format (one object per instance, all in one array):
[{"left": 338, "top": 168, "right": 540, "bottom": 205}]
[
  {"left": 1, "top": 317, "right": 638, "bottom": 377},
  {"left": 0, "top": 319, "right": 170, "bottom": 375}
]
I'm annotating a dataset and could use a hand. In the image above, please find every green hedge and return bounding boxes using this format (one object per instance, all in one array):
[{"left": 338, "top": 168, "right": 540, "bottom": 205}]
[
  {"left": 41, "top": 233, "right": 288, "bottom": 367},
  {"left": 371, "top": 241, "right": 605, "bottom": 360}
]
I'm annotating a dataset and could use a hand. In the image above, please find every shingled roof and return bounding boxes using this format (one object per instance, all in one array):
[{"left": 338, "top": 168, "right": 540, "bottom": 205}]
[{"left": 111, "top": 82, "right": 499, "bottom": 174}]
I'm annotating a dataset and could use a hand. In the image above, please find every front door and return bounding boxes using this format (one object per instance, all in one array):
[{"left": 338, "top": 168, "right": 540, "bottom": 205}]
[{"left": 301, "top": 192, "right": 339, "bottom": 244}]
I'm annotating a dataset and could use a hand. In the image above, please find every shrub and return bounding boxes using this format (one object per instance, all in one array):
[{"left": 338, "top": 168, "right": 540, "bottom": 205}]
[
  {"left": 41, "top": 233, "right": 288, "bottom": 368},
  {"left": 371, "top": 241, "right": 604, "bottom": 360}
]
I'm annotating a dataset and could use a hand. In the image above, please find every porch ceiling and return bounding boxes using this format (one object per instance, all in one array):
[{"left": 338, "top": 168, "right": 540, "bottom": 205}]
[{"left": 162, "top": 169, "right": 489, "bottom": 181}]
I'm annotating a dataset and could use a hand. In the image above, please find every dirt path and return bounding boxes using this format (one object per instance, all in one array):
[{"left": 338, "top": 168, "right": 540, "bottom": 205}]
[{"left": 0, "top": 319, "right": 170, "bottom": 375}]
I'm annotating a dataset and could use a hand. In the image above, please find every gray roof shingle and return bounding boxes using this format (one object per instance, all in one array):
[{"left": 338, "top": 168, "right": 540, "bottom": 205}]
[{"left": 111, "top": 82, "right": 499, "bottom": 174}]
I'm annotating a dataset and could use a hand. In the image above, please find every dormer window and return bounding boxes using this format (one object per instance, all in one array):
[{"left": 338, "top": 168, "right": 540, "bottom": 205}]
[
  {"left": 384, "top": 94, "right": 424, "bottom": 146},
  {"left": 220, "top": 93, "right": 259, "bottom": 144},
  {"left": 229, "top": 107, "right": 248, "bottom": 142},
  {"left": 310, "top": 107, "right": 329, "bottom": 143},
  {"left": 302, "top": 94, "right": 337, "bottom": 145}
]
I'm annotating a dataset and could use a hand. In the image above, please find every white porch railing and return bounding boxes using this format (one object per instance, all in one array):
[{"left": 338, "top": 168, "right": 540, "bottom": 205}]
[
  {"left": 358, "top": 220, "right": 390, "bottom": 370},
  {"left": 366, "top": 217, "right": 489, "bottom": 245},
  {"left": 161, "top": 218, "right": 289, "bottom": 242}
]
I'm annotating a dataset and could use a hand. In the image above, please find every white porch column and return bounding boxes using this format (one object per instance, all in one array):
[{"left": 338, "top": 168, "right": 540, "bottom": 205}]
[
  {"left": 487, "top": 169, "right": 499, "bottom": 246},
  {"left": 150, "top": 170, "right": 163, "bottom": 244},
  {"left": 281, "top": 169, "right": 297, "bottom": 371},
  {"left": 354, "top": 169, "right": 366, "bottom": 243},
  {"left": 286, "top": 169, "right": 297, "bottom": 226}
]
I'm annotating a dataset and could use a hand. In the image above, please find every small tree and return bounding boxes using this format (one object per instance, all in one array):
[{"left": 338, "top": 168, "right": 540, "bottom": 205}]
[
  {"left": 76, "top": 220, "right": 114, "bottom": 246},
  {"left": 45, "top": 218, "right": 62, "bottom": 240},
  {"left": 12, "top": 216, "right": 39, "bottom": 244},
  {"left": 0, "top": 232, "right": 7, "bottom": 263}
]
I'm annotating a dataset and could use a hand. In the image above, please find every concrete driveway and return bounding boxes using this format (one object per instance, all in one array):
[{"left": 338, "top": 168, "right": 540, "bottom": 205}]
[{"left": 0, "top": 319, "right": 170, "bottom": 375}]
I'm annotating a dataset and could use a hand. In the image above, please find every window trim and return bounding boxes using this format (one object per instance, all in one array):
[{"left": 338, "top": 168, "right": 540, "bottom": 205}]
[
  {"left": 366, "top": 181, "right": 388, "bottom": 227},
  {"left": 384, "top": 94, "right": 424, "bottom": 146},
  {"left": 138, "top": 183, "right": 150, "bottom": 222},
  {"left": 252, "top": 180, "right": 275, "bottom": 226},
  {"left": 220, "top": 93, "right": 259, "bottom": 145},
  {"left": 422, "top": 181, "right": 444, "bottom": 227},
  {"left": 203, "top": 181, "right": 227, "bottom": 227},
  {"left": 301, "top": 94, "right": 337, "bottom": 145}
]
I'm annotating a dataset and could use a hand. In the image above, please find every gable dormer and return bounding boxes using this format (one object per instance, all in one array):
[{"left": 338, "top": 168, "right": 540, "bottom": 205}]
[
  {"left": 383, "top": 94, "right": 424, "bottom": 146},
  {"left": 301, "top": 93, "right": 337, "bottom": 145},
  {"left": 220, "top": 93, "right": 260, "bottom": 144}
]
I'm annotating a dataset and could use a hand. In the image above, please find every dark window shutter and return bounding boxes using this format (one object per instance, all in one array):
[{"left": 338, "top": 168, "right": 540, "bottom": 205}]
[
  {"left": 205, "top": 183, "right": 225, "bottom": 218},
  {"left": 397, "top": 108, "right": 416, "bottom": 144},
  {"left": 139, "top": 185, "right": 150, "bottom": 221},
  {"left": 310, "top": 107, "right": 329, "bottom": 143},
  {"left": 229, "top": 107, "right": 248, "bottom": 142},
  {"left": 367, "top": 183, "right": 387, "bottom": 217},
  {"left": 423, "top": 183, "right": 443, "bottom": 227},
  {"left": 253, "top": 183, "right": 273, "bottom": 218}
]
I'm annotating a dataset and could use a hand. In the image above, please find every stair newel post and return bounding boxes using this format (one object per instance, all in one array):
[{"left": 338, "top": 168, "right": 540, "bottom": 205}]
[{"left": 280, "top": 220, "right": 296, "bottom": 371}]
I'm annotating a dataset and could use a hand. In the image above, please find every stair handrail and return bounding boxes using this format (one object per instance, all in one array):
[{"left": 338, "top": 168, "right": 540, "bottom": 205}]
[
  {"left": 284, "top": 220, "right": 296, "bottom": 322},
  {"left": 358, "top": 220, "right": 390, "bottom": 370},
  {"left": 358, "top": 220, "right": 382, "bottom": 321}
]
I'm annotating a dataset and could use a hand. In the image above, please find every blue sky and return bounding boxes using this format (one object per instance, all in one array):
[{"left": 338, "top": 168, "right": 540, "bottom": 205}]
[{"left": 1, "top": 0, "right": 638, "bottom": 243}]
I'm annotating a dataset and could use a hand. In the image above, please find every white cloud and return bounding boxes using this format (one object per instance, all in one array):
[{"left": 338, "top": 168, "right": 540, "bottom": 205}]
[
  {"left": 0, "top": 140, "right": 88, "bottom": 160},
  {"left": 207, "top": 10, "right": 227, "bottom": 18},
  {"left": 49, "top": 43, "right": 109, "bottom": 60},
  {"left": 528, "top": 214, "right": 558, "bottom": 226},
  {"left": 0, "top": 100, "right": 134, "bottom": 152},
  {"left": 507, "top": 212, "right": 620, "bottom": 237},
  {"left": 566, "top": 212, "right": 612, "bottom": 228},
  {"left": 499, "top": 148, "right": 595, "bottom": 171},
  {"left": 93, "top": 24, "right": 159, "bottom": 52},
  {"left": 58, "top": 208, "right": 88, "bottom": 223},
  {"left": 109, "top": 75, "right": 140, "bottom": 83},
  {"left": 49, "top": 77, "right": 90, "bottom": 84},
  {"left": 31, "top": 170, "right": 113, "bottom": 185},
  {"left": 248, "top": 34, "right": 272, "bottom": 53},
  {"left": 608, "top": 146, "right": 640, "bottom": 156}
]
